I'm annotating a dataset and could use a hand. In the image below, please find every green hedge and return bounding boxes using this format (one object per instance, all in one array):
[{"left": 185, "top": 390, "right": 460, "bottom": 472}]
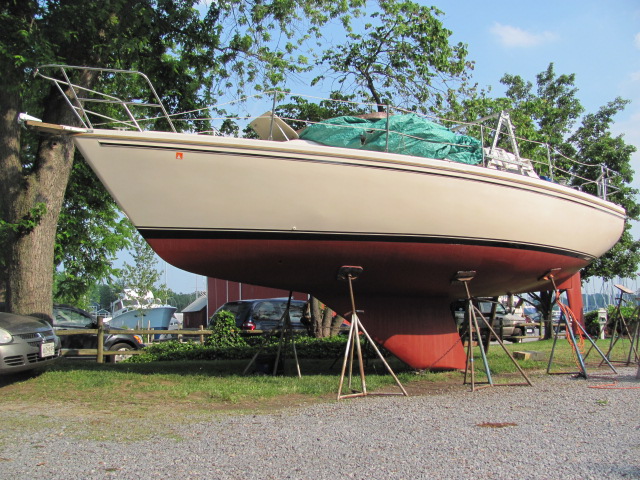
[
  {"left": 585, "top": 305, "right": 637, "bottom": 337},
  {"left": 128, "top": 335, "right": 355, "bottom": 363}
]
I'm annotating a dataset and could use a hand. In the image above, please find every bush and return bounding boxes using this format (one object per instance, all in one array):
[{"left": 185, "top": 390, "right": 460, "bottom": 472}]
[
  {"left": 605, "top": 305, "right": 638, "bottom": 336},
  {"left": 126, "top": 334, "right": 363, "bottom": 363},
  {"left": 127, "top": 341, "right": 216, "bottom": 362},
  {"left": 205, "top": 310, "right": 247, "bottom": 348}
]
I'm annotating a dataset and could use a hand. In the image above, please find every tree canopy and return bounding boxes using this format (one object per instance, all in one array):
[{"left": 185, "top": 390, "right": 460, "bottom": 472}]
[
  {"left": 445, "top": 63, "right": 639, "bottom": 281},
  {"left": 312, "top": 0, "right": 473, "bottom": 113}
]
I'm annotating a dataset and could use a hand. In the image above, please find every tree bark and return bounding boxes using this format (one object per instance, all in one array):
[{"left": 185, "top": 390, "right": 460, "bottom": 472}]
[
  {"left": 329, "top": 313, "right": 345, "bottom": 336},
  {"left": 1, "top": 74, "right": 95, "bottom": 318},
  {"left": 309, "top": 296, "right": 323, "bottom": 337},
  {"left": 7, "top": 133, "right": 75, "bottom": 318},
  {"left": 309, "top": 296, "right": 343, "bottom": 338},
  {"left": 539, "top": 290, "right": 554, "bottom": 340},
  {"left": 0, "top": 86, "right": 23, "bottom": 302},
  {"left": 321, "top": 306, "right": 333, "bottom": 337}
]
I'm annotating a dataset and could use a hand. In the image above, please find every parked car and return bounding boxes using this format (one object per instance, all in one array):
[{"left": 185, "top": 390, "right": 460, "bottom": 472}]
[
  {"left": 0, "top": 312, "right": 61, "bottom": 374},
  {"left": 453, "top": 299, "right": 529, "bottom": 343},
  {"left": 156, "top": 315, "right": 183, "bottom": 341},
  {"left": 52, "top": 305, "right": 146, "bottom": 362},
  {"left": 211, "top": 298, "right": 309, "bottom": 332}
]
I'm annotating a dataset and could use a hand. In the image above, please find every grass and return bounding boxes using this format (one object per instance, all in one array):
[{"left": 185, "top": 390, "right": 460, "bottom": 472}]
[
  {"left": 0, "top": 337, "right": 626, "bottom": 442},
  {"left": 467, "top": 337, "right": 625, "bottom": 378}
]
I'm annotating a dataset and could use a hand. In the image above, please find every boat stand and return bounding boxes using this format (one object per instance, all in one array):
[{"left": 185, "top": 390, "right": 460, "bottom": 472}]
[
  {"left": 544, "top": 272, "right": 616, "bottom": 378},
  {"left": 596, "top": 285, "right": 639, "bottom": 367},
  {"left": 455, "top": 271, "right": 532, "bottom": 392},
  {"left": 336, "top": 266, "right": 408, "bottom": 400},
  {"left": 243, "top": 292, "right": 302, "bottom": 377}
]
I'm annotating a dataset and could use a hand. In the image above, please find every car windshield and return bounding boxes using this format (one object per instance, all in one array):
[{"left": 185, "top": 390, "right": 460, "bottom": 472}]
[
  {"left": 252, "top": 301, "right": 305, "bottom": 324},
  {"left": 478, "top": 301, "right": 506, "bottom": 315},
  {"left": 252, "top": 301, "right": 281, "bottom": 322},
  {"left": 289, "top": 303, "right": 304, "bottom": 322},
  {"left": 53, "top": 307, "right": 93, "bottom": 327}
]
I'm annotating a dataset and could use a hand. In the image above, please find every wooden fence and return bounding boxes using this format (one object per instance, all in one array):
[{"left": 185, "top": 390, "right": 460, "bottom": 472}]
[{"left": 55, "top": 318, "right": 214, "bottom": 363}]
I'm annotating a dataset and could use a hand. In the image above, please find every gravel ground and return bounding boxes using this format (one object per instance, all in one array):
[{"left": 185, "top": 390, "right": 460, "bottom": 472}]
[{"left": 1, "top": 367, "right": 638, "bottom": 480}]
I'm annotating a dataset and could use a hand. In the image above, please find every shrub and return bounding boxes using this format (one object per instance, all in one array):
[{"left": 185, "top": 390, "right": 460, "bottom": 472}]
[
  {"left": 584, "top": 310, "right": 601, "bottom": 337},
  {"left": 205, "top": 310, "right": 247, "bottom": 348},
  {"left": 605, "top": 305, "right": 638, "bottom": 336},
  {"left": 126, "top": 334, "right": 363, "bottom": 363},
  {"left": 127, "top": 340, "right": 214, "bottom": 363}
]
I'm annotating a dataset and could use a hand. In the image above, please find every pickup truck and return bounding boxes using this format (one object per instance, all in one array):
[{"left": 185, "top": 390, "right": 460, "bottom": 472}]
[{"left": 453, "top": 299, "right": 531, "bottom": 343}]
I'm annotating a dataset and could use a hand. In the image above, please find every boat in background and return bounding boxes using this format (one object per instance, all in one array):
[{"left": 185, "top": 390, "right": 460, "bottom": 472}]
[
  {"left": 26, "top": 66, "right": 627, "bottom": 370},
  {"left": 106, "top": 289, "right": 176, "bottom": 331}
]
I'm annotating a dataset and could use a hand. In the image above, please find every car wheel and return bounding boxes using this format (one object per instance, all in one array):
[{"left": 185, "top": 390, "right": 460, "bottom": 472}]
[
  {"left": 107, "top": 343, "right": 134, "bottom": 363},
  {"left": 510, "top": 328, "right": 523, "bottom": 343}
]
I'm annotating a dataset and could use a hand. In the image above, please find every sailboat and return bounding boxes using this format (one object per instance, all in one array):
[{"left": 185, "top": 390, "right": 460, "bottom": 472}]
[{"left": 24, "top": 66, "right": 626, "bottom": 369}]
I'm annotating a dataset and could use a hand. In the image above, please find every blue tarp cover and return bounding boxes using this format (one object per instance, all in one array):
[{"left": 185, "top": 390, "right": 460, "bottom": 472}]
[{"left": 299, "top": 114, "right": 483, "bottom": 165}]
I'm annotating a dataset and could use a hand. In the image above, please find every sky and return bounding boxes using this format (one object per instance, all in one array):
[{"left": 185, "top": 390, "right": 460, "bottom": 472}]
[{"left": 150, "top": 0, "right": 640, "bottom": 294}]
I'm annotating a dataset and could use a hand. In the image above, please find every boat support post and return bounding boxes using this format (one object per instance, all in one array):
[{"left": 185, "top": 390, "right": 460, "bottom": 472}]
[
  {"left": 336, "top": 266, "right": 408, "bottom": 400},
  {"left": 243, "top": 292, "right": 302, "bottom": 377},
  {"left": 597, "top": 284, "right": 639, "bottom": 366},
  {"left": 544, "top": 270, "right": 617, "bottom": 378},
  {"left": 455, "top": 271, "right": 532, "bottom": 391}
]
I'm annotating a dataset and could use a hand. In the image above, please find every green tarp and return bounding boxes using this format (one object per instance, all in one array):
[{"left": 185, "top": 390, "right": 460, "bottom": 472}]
[{"left": 298, "top": 113, "right": 483, "bottom": 165}]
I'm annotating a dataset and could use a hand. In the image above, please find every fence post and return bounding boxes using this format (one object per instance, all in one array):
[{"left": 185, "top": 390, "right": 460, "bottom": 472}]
[
  {"left": 97, "top": 317, "right": 104, "bottom": 363},
  {"left": 199, "top": 325, "right": 205, "bottom": 344}
]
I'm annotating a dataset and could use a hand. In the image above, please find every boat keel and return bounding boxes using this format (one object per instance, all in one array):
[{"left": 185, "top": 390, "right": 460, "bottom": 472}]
[{"left": 323, "top": 295, "right": 466, "bottom": 371}]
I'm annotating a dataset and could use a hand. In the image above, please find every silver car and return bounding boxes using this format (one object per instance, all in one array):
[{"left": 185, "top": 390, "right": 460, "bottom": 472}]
[{"left": 0, "top": 312, "right": 61, "bottom": 374}]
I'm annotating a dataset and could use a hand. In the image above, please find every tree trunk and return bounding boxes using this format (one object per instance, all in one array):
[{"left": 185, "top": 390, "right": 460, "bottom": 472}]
[
  {"left": 5, "top": 134, "right": 75, "bottom": 318},
  {"left": 0, "top": 86, "right": 22, "bottom": 303},
  {"left": 539, "top": 290, "right": 554, "bottom": 340},
  {"left": 1, "top": 80, "right": 90, "bottom": 318},
  {"left": 321, "top": 306, "right": 333, "bottom": 337},
  {"left": 309, "top": 296, "right": 323, "bottom": 337},
  {"left": 309, "top": 296, "right": 343, "bottom": 338},
  {"left": 329, "top": 313, "right": 345, "bottom": 336}
]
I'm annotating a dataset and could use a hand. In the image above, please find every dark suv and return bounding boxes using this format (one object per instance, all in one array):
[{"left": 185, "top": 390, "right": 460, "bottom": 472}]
[
  {"left": 52, "top": 305, "right": 146, "bottom": 362},
  {"left": 211, "top": 298, "right": 308, "bottom": 332}
]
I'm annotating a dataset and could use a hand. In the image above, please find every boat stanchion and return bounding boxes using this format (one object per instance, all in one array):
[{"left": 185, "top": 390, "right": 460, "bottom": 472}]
[
  {"left": 454, "top": 270, "right": 532, "bottom": 391},
  {"left": 336, "top": 266, "right": 408, "bottom": 400}
]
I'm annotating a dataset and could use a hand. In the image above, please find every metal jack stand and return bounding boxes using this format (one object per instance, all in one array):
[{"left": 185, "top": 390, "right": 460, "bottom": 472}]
[
  {"left": 243, "top": 292, "right": 301, "bottom": 377},
  {"left": 597, "top": 285, "right": 639, "bottom": 367},
  {"left": 454, "top": 271, "right": 532, "bottom": 392},
  {"left": 544, "top": 272, "right": 616, "bottom": 378},
  {"left": 336, "top": 266, "right": 408, "bottom": 400}
]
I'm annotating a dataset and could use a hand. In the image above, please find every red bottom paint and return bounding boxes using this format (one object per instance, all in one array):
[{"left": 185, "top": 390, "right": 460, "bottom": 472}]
[
  {"left": 146, "top": 235, "right": 589, "bottom": 370},
  {"left": 333, "top": 296, "right": 467, "bottom": 370}
]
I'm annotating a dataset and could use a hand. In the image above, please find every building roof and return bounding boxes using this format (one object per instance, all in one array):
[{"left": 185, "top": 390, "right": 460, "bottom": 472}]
[{"left": 181, "top": 295, "right": 208, "bottom": 313}]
